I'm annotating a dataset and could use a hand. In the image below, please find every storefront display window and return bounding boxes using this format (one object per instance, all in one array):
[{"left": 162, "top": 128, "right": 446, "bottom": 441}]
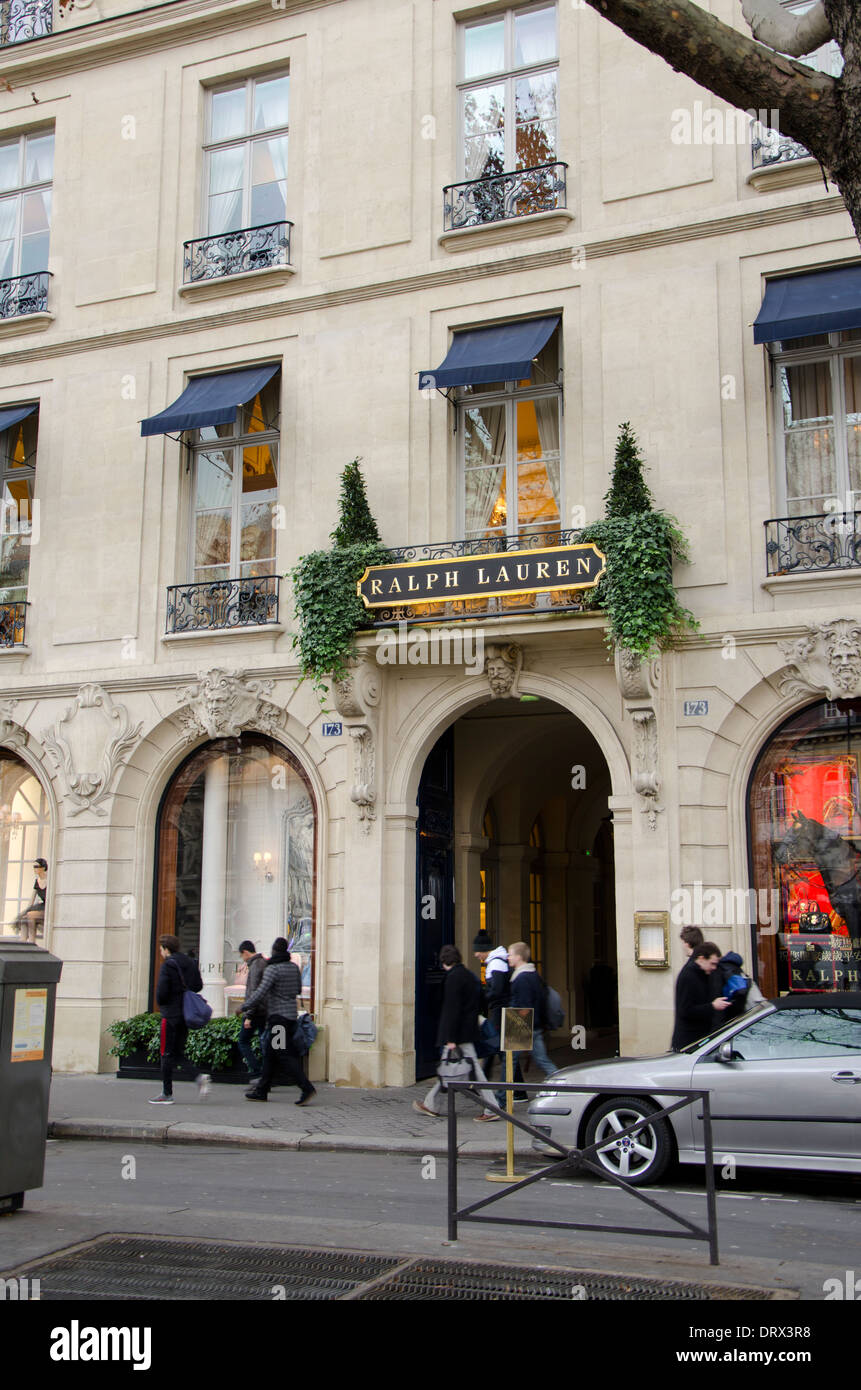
[
  {"left": 749, "top": 700, "right": 861, "bottom": 996},
  {"left": 153, "top": 735, "right": 316, "bottom": 1007},
  {"left": 0, "top": 751, "right": 50, "bottom": 937}
]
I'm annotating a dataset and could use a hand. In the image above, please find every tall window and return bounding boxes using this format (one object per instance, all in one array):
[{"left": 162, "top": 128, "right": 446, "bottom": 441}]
[
  {"left": 0, "top": 752, "right": 50, "bottom": 937},
  {"left": 459, "top": 4, "right": 557, "bottom": 182},
  {"left": 190, "top": 374, "right": 279, "bottom": 585},
  {"left": 770, "top": 329, "right": 861, "bottom": 515},
  {"left": 0, "top": 408, "right": 37, "bottom": 606},
  {"left": 0, "top": 130, "right": 53, "bottom": 280},
  {"left": 459, "top": 329, "right": 561, "bottom": 541},
  {"left": 479, "top": 804, "right": 497, "bottom": 946},
  {"left": 529, "top": 817, "right": 544, "bottom": 974},
  {"left": 204, "top": 74, "right": 288, "bottom": 237},
  {"left": 154, "top": 735, "right": 317, "bottom": 1005},
  {"left": 748, "top": 699, "right": 861, "bottom": 999}
]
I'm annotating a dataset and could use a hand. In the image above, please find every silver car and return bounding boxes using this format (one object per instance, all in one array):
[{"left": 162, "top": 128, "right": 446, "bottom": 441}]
[{"left": 528, "top": 993, "right": 861, "bottom": 1185}]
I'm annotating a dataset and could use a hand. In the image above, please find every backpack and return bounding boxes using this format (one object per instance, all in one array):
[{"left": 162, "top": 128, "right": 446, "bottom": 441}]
[
  {"left": 541, "top": 978, "right": 565, "bottom": 1030},
  {"left": 292, "top": 1012, "right": 318, "bottom": 1055}
]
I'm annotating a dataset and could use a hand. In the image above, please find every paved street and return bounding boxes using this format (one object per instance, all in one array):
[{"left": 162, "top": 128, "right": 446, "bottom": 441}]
[{"left": 3, "top": 1137, "right": 858, "bottom": 1301}]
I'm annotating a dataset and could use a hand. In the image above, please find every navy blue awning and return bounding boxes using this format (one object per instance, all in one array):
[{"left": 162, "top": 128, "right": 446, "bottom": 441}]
[
  {"left": 141, "top": 363, "right": 279, "bottom": 437},
  {"left": 0, "top": 403, "right": 37, "bottom": 434},
  {"left": 421, "top": 315, "right": 560, "bottom": 389},
  {"left": 754, "top": 265, "right": 861, "bottom": 344}
]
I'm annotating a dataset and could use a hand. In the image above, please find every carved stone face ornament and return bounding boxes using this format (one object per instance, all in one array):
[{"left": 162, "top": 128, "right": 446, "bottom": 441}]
[
  {"left": 484, "top": 643, "right": 522, "bottom": 700},
  {"left": 827, "top": 624, "right": 861, "bottom": 693},
  {"left": 176, "top": 668, "right": 285, "bottom": 743},
  {"left": 780, "top": 619, "right": 861, "bottom": 701}
]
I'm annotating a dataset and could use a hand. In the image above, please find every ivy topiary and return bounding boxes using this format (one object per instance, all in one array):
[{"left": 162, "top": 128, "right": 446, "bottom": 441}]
[
  {"left": 603, "top": 421, "right": 654, "bottom": 518},
  {"left": 580, "top": 423, "right": 698, "bottom": 656},
  {"left": 291, "top": 458, "right": 389, "bottom": 699},
  {"left": 329, "top": 457, "right": 382, "bottom": 547}
]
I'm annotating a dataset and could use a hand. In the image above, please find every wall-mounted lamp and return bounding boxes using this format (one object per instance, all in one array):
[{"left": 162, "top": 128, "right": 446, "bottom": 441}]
[{"left": 253, "top": 851, "right": 273, "bottom": 882}]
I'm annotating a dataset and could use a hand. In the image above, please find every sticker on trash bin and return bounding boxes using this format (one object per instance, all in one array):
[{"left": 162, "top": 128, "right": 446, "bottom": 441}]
[{"left": 11, "top": 987, "right": 47, "bottom": 1062}]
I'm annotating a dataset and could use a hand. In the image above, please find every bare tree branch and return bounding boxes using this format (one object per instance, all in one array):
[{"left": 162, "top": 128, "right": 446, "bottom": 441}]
[
  {"left": 581, "top": 0, "right": 840, "bottom": 166},
  {"left": 740, "top": 0, "right": 832, "bottom": 57}
]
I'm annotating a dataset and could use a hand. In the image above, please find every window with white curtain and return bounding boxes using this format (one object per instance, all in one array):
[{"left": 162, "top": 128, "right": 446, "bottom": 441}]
[
  {"left": 458, "top": 4, "right": 557, "bottom": 183},
  {"left": 458, "top": 327, "right": 562, "bottom": 541},
  {"left": 770, "top": 329, "right": 861, "bottom": 515},
  {"left": 190, "top": 373, "right": 280, "bottom": 583},
  {"left": 0, "top": 130, "right": 53, "bottom": 281},
  {"left": 204, "top": 74, "right": 288, "bottom": 237}
]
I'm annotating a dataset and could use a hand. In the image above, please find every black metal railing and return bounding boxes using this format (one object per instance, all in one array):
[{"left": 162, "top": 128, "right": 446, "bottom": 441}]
[
  {"left": 446, "top": 1080, "right": 720, "bottom": 1265},
  {"left": 751, "top": 131, "right": 811, "bottom": 170},
  {"left": 764, "top": 512, "right": 861, "bottom": 575},
  {"left": 165, "top": 575, "right": 280, "bottom": 634},
  {"left": 443, "top": 162, "right": 567, "bottom": 232},
  {"left": 0, "top": 602, "right": 28, "bottom": 647},
  {"left": 183, "top": 221, "right": 292, "bottom": 284},
  {"left": 362, "top": 527, "right": 596, "bottom": 626},
  {"left": 0, "top": 271, "right": 50, "bottom": 319},
  {"left": 0, "top": 0, "right": 52, "bottom": 43}
]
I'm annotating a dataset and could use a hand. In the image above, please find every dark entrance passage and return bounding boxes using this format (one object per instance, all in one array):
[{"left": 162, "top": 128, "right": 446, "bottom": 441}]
[{"left": 415, "top": 727, "right": 454, "bottom": 1078}]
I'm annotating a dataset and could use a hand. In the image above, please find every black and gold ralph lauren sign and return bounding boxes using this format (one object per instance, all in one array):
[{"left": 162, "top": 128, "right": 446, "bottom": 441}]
[{"left": 357, "top": 542, "right": 606, "bottom": 608}]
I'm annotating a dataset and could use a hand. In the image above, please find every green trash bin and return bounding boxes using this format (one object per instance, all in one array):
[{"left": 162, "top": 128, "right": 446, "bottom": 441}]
[{"left": 0, "top": 939, "right": 62, "bottom": 1214}]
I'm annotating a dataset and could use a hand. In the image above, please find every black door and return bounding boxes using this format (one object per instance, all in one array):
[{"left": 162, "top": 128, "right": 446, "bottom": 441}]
[{"left": 415, "top": 726, "right": 454, "bottom": 1078}]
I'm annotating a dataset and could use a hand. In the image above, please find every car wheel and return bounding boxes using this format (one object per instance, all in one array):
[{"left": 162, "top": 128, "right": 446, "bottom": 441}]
[{"left": 583, "top": 1094, "right": 672, "bottom": 1185}]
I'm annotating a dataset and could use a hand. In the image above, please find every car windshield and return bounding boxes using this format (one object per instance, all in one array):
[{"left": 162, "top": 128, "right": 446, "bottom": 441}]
[{"left": 677, "top": 1001, "right": 772, "bottom": 1055}]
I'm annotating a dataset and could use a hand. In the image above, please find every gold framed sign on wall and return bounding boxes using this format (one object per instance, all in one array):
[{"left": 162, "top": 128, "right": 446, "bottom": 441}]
[{"left": 634, "top": 911, "right": 670, "bottom": 969}]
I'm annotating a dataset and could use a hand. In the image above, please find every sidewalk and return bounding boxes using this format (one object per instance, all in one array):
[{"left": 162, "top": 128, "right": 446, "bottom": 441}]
[{"left": 48, "top": 1072, "right": 539, "bottom": 1157}]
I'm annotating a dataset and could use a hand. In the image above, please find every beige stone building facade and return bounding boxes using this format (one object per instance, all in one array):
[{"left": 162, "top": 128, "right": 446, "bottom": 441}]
[{"left": 0, "top": 0, "right": 859, "bottom": 1084}]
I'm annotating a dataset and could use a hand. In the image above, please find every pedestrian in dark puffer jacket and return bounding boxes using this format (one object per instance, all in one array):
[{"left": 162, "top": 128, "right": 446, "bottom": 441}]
[{"left": 242, "top": 938, "right": 315, "bottom": 1106}]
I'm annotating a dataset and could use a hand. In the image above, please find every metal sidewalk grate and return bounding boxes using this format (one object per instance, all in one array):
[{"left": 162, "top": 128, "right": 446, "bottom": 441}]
[
  {"left": 1, "top": 1235, "right": 781, "bottom": 1300},
  {"left": 352, "top": 1258, "right": 776, "bottom": 1300},
  {"left": 3, "top": 1236, "right": 404, "bottom": 1301}
]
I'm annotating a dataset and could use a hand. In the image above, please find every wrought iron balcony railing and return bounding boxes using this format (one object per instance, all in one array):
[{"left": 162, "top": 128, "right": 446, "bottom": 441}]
[
  {"left": 0, "top": 271, "right": 50, "bottom": 319},
  {"left": 361, "top": 527, "right": 595, "bottom": 627},
  {"left": 443, "top": 162, "right": 568, "bottom": 232},
  {"left": 0, "top": 601, "right": 28, "bottom": 647},
  {"left": 765, "top": 513, "right": 861, "bottom": 576},
  {"left": 751, "top": 131, "right": 812, "bottom": 171},
  {"left": 1, "top": 0, "right": 52, "bottom": 44},
  {"left": 166, "top": 575, "right": 280, "bottom": 634},
  {"left": 183, "top": 222, "right": 293, "bottom": 284}
]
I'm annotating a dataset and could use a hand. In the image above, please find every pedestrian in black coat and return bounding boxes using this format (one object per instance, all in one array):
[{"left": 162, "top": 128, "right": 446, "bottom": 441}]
[
  {"left": 412, "top": 944, "right": 499, "bottom": 1121},
  {"left": 149, "top": 934, "right": 209, "bottom": 1104},
  {"left": 670, "top": 941, "right": 732, "bottom": 1051}
]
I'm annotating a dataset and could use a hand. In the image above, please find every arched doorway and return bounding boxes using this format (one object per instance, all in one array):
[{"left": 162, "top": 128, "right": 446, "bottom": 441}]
[
  {"left": 152, "top": 734, "right": 317, "bottom": 1013},
  {"left": 414, "top": 695, "right": 618, "bottom": 1076},
  {"left": 749, "top": 697, "right": 861, "bottom": 996},
  {"left": 0, "top": 751, "right": 50, "bottom": 939}
]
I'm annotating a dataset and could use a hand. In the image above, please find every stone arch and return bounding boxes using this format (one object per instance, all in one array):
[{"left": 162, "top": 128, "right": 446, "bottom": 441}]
[
  {"left": 387, "top": 668, "right": 631, "bottom": 812},
  {"left": 687, "top": 658, "right": 829, "bottom": 953}
]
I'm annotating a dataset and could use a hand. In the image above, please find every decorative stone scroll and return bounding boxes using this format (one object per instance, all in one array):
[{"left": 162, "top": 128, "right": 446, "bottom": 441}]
[
  {"left": 332, "top": 658, "right": 381, "bottom": 719},
  {"left": 615, "top": 647, "right": 664, "bottom": 830},
  {"left": 0, "top": 698, "right": 28, "bottom": 751},
  {"left": 779, "top": 620, "right": 861, "bottom": 700},
  {"left": 42, "top": 683, "right": 143, "bottom": 816},
  {"left": 349, "top": 724, "right": 376, "bottom": 831},
  {"left": 175, "top": 667, "right": 286, "bottom": 743}
]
